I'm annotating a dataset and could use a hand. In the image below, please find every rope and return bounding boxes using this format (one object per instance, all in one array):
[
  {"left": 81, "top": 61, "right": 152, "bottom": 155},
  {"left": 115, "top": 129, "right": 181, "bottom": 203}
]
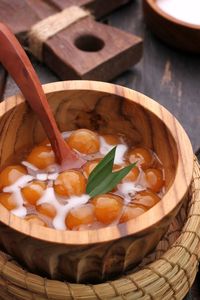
[{"left": 28, "top": 6, "right": 90, "bottom": 60}]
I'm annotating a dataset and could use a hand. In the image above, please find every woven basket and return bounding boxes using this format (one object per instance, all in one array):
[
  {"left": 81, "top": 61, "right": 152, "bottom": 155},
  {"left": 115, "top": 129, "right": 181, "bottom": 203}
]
[{"left": 0, "top": 157, "right": 199, "bottom": 300}]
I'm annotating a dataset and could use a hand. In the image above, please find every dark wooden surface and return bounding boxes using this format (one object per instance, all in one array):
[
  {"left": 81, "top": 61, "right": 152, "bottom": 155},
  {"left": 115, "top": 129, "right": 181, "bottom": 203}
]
[{"left": 0, "top": 0, "right": 199, "bottom": 297}]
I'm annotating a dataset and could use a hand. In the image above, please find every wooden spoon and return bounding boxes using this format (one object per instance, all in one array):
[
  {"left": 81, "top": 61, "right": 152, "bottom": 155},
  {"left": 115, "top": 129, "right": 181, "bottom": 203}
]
[{"left": 0, "top": 23, "right": 85, "bottom": 170}]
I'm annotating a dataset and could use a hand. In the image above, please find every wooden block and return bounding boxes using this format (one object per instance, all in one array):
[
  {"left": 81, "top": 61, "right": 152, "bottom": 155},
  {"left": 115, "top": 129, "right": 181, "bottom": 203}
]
[
  {"left": 0, "top": 0, "right": 142, "bottom": 81},
  {"left": 43, "top": 17, "right": 142, "bottom": 80}
]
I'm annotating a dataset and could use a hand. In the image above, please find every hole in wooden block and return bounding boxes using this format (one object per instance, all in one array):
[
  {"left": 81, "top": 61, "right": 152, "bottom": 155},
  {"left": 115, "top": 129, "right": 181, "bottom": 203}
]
[{"left": 74, "top": 34, "right": 104, "bottom": 52}]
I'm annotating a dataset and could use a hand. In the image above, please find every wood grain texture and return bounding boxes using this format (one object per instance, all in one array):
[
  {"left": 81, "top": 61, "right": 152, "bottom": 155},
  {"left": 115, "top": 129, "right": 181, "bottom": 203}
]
[
  {"left": 49, "top": 0, "right": 130, "bottom": 19},
  {"left": 143, "top": 0, "right": 200, "bottom": 53},
  {"left": 0, "top": 0, "right": 131, "bottom": 34},
  {"left": 0, "top": 0, "right": 141, "bottom": 81},
  {"left": 43, "top": 17, "right": 142, "bottom": 80},
  {"left": 0, "top": 23, "right": 85, "bottom": 168},
  {"left": 0, "top": 81, "right": 193, "bottom": 283}
]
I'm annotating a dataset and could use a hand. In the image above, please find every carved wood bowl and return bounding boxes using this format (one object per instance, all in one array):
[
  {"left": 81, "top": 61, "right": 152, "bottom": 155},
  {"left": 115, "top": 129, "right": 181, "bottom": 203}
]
[
  {"left": 0, "top": 81, "right": 193, "bottom": 283},
  {"left": 143, "top": 0, "right": 200, "bottom": 53}
]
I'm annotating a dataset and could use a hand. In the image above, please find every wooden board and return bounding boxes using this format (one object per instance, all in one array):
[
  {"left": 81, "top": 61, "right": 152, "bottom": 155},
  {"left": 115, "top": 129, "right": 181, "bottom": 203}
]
[
  {"left": 0, "top": 0, "right": 56, "bottom": 35},
  {"left": 0, "top": 0, "right": 131, "bottom": 34},
  {"left": 43, "top": 17, "right": 142, "bottom": 80},
  {"left": 49, "top": 0, "right": 131, "bottom": 19},
  {"left": 0, "top": 0, "right": 142, "bottom": 81}
]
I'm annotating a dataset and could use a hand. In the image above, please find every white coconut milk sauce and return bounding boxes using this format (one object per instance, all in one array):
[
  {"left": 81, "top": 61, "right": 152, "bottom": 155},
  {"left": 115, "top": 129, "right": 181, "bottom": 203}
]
[
  {"left": 37, "top": 189, "right": 90, "bottom": 230},
  {"left": 99, "top": 136, "right": 128, "bottom": 164},
  {"left": 3, "top": 175, "right": 33, "bottom": 217},
  {"left": 157, "top": 0, "right": 200, "bottom": 26}
]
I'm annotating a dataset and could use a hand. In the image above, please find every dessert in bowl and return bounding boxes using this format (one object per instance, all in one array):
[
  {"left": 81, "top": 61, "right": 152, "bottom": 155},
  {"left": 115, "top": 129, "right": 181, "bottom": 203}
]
[
  {"left": 0, "top": 81, "right": 193, "bottom": 283},
  {"left": 0, "top": 129, "right": 165, "bottom": 231}
]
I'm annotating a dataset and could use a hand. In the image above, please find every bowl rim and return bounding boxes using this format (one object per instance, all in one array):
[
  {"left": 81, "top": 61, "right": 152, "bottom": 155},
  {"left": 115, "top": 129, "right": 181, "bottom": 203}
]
[
  {"left": 0, "top": 80, "right": 194, "bottom": 245},
  {"left": 144, "top": 0, "right": 200, "bottom": 30}
]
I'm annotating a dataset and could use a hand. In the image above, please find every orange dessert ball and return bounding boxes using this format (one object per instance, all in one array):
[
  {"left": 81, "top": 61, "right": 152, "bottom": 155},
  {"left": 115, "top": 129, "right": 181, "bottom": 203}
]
[
  {"left": 21, "top": 181, "right": 46, "bottom": 205},
  {"left": 25, "top": 215, "right": 47, "bottom": 226},
  {"left": 66, "top": 204, "right": 95, "bottom": 230},
  {"left": 26, "top": 145, "right": 55, "bottom": 169},
  {"left": 113, "top": 164, "right": 140, "bottom": 183},
  {"left": 120, "top": 204, "right": 147, "bottom": 223},
  {"left": 54, "top": 170, "right": 86, "bottom": 197},
  {"left": 123, "top": 166, "right": 140, "bottom": 182},
  {"left": 67, "top": 129, "right": 100, "bottom": 154},
  {"left": 91, "top": 194, "right": 123, "bottom": 224},
  {"left": 0, "top": 165, "right": 27, "bottom": 190},
  {"left": 102, "top": 134, "right": 121, "bottom": 145},
  {"left": 83, "top": 159, "right": 101, "bottom": 178},
  {"left": 144, "top": 168, "right": 164, "bottom": 192},
  {"left": 127, "top": 147, "right": 154, "bottom": 170},
  {"left": 133, "top": 190, "right": 160, "bottom": 209},
  {"left": 36, "top": 203, "right": 57, "bottom": 219},
  {"left": 0, "top": 193, "right": 17, "bottom": 210}
]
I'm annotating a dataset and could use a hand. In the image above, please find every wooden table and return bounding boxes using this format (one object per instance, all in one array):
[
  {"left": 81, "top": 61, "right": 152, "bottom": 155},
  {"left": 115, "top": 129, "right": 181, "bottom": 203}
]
[{"left": 0, "top": 0, "right": 199, "bottom": 298}]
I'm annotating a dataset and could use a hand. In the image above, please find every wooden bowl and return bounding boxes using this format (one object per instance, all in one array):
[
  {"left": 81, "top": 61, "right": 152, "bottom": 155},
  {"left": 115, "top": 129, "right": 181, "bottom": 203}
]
[
  {"left": 0, "top": 81, "right": 193, "bottom": 283},
  {"left": 143, "top": 0, "right": 200, "bottom": 53}
]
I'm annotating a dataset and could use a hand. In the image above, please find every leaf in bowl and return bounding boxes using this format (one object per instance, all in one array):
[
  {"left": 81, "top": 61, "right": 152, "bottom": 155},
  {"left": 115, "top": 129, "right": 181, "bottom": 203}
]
[{"left": 86, "top": 146, "right": 137, "bottom": 198}]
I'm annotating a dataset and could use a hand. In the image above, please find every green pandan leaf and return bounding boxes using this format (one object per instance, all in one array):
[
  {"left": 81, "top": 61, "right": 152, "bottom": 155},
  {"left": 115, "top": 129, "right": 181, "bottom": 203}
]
[
  {"left": 86, "top": 146, "right": 116, "bottom": 193},
  {"left": 86, "top": 147, "right": 137, "bottom": 198}
]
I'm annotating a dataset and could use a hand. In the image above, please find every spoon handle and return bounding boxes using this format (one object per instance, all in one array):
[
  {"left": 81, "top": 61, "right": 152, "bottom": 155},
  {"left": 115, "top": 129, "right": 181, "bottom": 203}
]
[{"left": 0, "top": 23, "right": 84, "bottom": 168}]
